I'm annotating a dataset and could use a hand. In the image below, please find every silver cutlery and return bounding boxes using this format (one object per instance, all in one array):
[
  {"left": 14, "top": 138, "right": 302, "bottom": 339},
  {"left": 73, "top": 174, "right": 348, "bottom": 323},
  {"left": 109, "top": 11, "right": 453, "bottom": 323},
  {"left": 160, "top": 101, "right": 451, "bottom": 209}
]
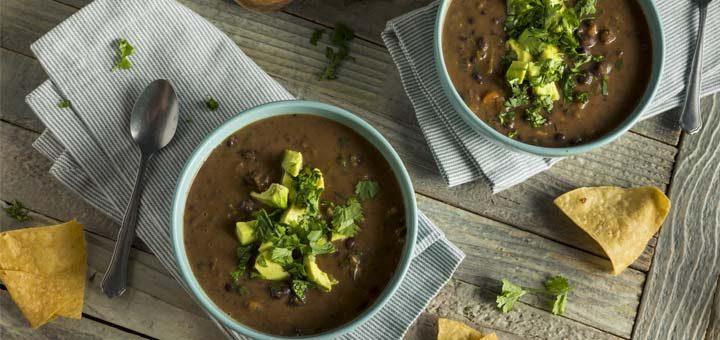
[{"left": 680, "top": 0, "right": 713, "bottom": 134}]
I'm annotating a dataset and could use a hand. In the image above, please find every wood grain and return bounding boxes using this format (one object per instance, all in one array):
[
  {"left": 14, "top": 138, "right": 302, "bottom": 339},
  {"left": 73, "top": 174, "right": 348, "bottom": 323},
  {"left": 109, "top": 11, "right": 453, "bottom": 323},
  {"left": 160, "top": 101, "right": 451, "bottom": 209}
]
[
  {"left": 0, "top": 49, "right": 46, "bottom": 132},
  {"left": 705, "top": 276, "right": 720, "bottom": 340},
  {"left": 633, "top": 94, "right": 720, "bottom": 340},
  {"left": 0, "top": 206, "right": 226, "bottom": 339},
  {"left": 0, "top": 0, "right": 678, "bottom": 271},
  {"left": 0, "top": 291, "right": 145, "bottom": 340},
  {"left": 418, "top": 194, "right": 644, "bottom": 338}
]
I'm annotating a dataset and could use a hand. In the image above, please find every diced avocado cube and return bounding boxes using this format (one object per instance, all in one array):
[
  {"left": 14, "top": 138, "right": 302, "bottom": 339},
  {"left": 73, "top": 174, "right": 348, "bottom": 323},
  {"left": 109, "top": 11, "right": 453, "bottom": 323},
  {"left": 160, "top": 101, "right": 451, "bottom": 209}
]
[
  {"left": 251, "top": 183, "right": 289, "bottom": 209},
  {"left": 527, "top": 62, "right": 541, "bottom": 78},
  {"left": 507, "top": 39, "right": 532, "bottom": 63},
  {"left": 506, "top": 61, "right": 529, "bottom": 84},
  {"left": 235, "top": 220, "right": 257, "bottom": 245},
  {"left": 254, "top": 252, "right": 290, "bottom": 281},
  {"left": 540, "top": 44, "right": 562, "bottom": 61},
  {"left": 533, "top": 82, "right": 560, "bottom": 101},
  {"left": 312, "top": 168, "right": 324, "bottom": 189},
  {"left": 280, "top": 204, "right": 306, "bottom": 227},
  {"left": 304, "top": 255, "right": 338, "bottom": 292},
  {"left": 281, "top": 150, "right": 303, "bottom": 177},
  {"left": 330, "top": 232, "right": 348, "bottom": 242},
  {"left": 281, "top": 172, "right": 294, "bottom": 188},
  {"left": 258, "top": 241, "right": 274, "bottom": 252}
]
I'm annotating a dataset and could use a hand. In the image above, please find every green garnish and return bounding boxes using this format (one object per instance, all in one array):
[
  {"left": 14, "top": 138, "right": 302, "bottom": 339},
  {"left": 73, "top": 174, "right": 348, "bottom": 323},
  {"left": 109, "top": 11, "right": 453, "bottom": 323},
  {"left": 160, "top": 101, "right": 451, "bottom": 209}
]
[
  {"left": 206, "top": 97, "right": 219, "bottom": 111},
  {"left": 355, "top": 180, "right": 379, "bottom": 202},
  {"left": 57, "top": 100, "right": 71, "bottom": 108},
  {"left": 331, "top": 198, "right": 363, "bottom": 238},
  {"left": 229, "top": 244, "right": 254, "bottom": 282},
  {"left": 113, "top": 39, "right": 135, "bottom": 71},
  {"left": 292, "top": 279, "right": 311, "bottom": 300},
  {"left": 316, "top": 23, "right": 354, "bottom": 80},
  {"left": 310, "top": 29, "right": 325, "bottom": 45},
  {"left": 4, "top": 200, "right": 30, "bottom": 221},
  {"left": 601, "top": 77, "right": 609, "bottom": 96},
  {"left": 496, "top": 276, "right": 575, "bottom": 315},
  {"left": 499, "top": 0, "right": 602, "bottom": 127},
  {"left": 507, "top": 130, "right": 518, "bottom": 138}
]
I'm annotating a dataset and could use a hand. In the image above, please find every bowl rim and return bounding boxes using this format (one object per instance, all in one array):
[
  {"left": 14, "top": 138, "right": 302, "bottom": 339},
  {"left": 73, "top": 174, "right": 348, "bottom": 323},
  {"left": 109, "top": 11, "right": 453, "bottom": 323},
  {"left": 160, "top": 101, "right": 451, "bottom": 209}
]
[
  {"left": 434, "top": 0, "right": 665, "bottom": 157},
  {"left": 171, "top": 100, "right": 418, "bottom": 340}
]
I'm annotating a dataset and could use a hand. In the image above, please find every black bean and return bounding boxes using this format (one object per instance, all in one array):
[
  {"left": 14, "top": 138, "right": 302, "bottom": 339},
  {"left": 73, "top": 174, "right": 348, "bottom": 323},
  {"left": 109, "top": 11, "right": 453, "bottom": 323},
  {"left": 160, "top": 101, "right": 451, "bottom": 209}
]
[
  {"left": 471, "top": 72, "right": 484, "bottom": 84},
  {"left": 238, "top": 199, "right": 258, "bottom": 214},
  {"left": 599, "top": 30, "right": 616, "bottom": 45},
  {"left": 467, "top": 16, "right": 475, "bottom": 24},
  {"left": 224, "top": 283, "right": 232, "bottom": 292},
  {"left": 576, "top": 46, "right": 590, "bottom": 54},
  {"left": 294, "top": 328, "right": 303, "bottom": 336},
  {"left": 576, "top": 71, "right": 593, "bottom": 85},
  {"left": 581, "top": 35, "right": 597, "bottom": 49},
  {"left": 270, "top": 284, "right": 291, "bottom": 299},
  {"left": 593, "top": 61, "right": 613, "bottom": 76},
  {"left": 289, "top": 295, "right": 306, "bottom": 306},
  {"left": 477, "top": 37, "right": 489, "bottom": 52},
  {"left": 554, "top": 133, "right": 567, "bottom": 142},
  {"left": 226, "top": 137, "right": 237, "bottom": 147},
  {"left": 569, "top": 137, "right": 583, "bottom": 145},
  {"left": 240, "top": 150, "right": 256, "bottom": 161},
  {"left": 345, "top": 237, "right": 357, "bottom": 249}
]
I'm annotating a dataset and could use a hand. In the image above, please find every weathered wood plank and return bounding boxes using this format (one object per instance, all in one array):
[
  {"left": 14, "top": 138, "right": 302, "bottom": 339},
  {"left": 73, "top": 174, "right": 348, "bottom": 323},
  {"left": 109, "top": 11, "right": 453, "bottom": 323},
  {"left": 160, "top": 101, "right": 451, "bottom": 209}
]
[
  {"left": 0, "top": 122, "right": 149, "bottom": 252},
  {"left": 705, "top": 276, "right": 720, "bottom": 340},
  {"left": 1, "top": 291, "right": 145, "bottom": 340},
  {"left": 418, "top": 194, "right": 644, "bottom": 338},
  {"left": 424, "top": 280, "right": 624, "bottom": 340},
  {"left": 0, "top": 0, "right": 76, "bottom": 57},
  {"left": 633, "top": 94, "right": 720, "bottom": 340},
  {"left": 0, "top": 207, "right": 226, "bottom": 340},
  {"left": 0, "top": 49, "right": 46, "bottom": 132},
  {"left": 1, "top": 0, "right": 676, "bottom": 272}
]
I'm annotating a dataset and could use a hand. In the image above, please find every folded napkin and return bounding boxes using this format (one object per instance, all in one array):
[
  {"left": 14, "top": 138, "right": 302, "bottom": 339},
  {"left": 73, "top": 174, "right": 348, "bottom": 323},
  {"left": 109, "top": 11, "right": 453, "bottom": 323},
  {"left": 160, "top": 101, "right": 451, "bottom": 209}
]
[
  {"left": 382, "top": 1, "right": 720, "bottom": 191},
  {"left": 25, "top": 0, "right": 464, "bottom": 339}
]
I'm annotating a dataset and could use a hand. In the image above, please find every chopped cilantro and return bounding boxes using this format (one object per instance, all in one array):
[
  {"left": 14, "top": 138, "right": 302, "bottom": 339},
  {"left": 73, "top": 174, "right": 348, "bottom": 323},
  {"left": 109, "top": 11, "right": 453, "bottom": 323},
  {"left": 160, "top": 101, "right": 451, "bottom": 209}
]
[
  {"left": 270, "top": 247, "right": 294, "bottom": 265},
  {"left": 331, "top": 198, "right": 363, "bottom": 238},
  {"left": 496, "top": 279, "right": 528, "bottom": 313},
  {"left": 316, "top": 23, "right": 354, "bottom": 80},
  {"left": 292, "top": 279, "right": 311, "bottom": 300},
  {"left": 544, "top": 276, "right": 574, "bottom": 315},
  {"left": 575, "top": 0, "right": 597, "bottom": 18},
  {"left": 57, "top": 99, "right": 71, "bottom": 108},
  {"left": 229, "top": 244, "right": 254, "bottom": 282},
  {"left": 206, "top": 97, "right": 219, "bottom": 111},
  {"left": 601, "top": 77, "right": 609, "bottom": 96},
  {"left": 497, "top": 276, "right": 574, "bottom": 315},
  {"left": 4, "top": 200, "right": 30, "bottom": 221},
  {"left": 355, "top": 180, "right": 379, "bottom": 202},
  {"left": 113, "top": 39, "right": 135, "bottom": 71},
  {"left": 310, "top": 29, "right": 325, "bottom": 45}
]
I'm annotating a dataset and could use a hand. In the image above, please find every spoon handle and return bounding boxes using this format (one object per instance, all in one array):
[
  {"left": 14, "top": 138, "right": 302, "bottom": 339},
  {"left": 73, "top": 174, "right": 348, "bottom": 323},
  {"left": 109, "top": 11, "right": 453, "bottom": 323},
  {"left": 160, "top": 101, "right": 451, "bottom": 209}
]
[
  {"left": 680, "top": 2, "right": 709, "bottom": 134},
  {"left": 101, "top": 152, "right": 152, "bottom": 297}
]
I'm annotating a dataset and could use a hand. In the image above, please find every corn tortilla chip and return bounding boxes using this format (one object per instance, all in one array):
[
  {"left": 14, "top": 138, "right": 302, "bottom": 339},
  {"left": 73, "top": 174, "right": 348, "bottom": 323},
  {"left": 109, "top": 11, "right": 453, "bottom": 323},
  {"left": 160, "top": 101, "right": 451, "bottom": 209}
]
[
  {"left": 437, "top": 318, "right": 498, "bottom": 340},
  {"left": 0, "top": 220, "right": 86, "bottom": 328},
  {"left": 554, "top": 186, "right": 670, "bottom": 275}
]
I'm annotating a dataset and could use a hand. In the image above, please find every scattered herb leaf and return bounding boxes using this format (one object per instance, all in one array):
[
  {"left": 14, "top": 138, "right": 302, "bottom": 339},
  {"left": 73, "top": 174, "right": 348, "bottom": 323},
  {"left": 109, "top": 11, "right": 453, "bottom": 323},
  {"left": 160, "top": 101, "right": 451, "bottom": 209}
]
[
  {"left": 4, "top": 200, "right": 30, "bottom": 221},
  {"left": 496, "top": 279, "right": 528, "bottom": 313},
  {"left": 310, "top": 29, "right": 325, "bottom": 45},
  {"left": 331, "top": 198, "right": 363, "bottom": 238},
  {"left": 315, "top": 23, "right": 354, "bottom": 80},
  {"left": 113, "top": 39, "right": 135, "bottom": 71},
  {"left": 355, "top": 180, "right": 379, "bottom": 202},
  {"left": 57, "top": 100, "right": 72, "bottom": 108},
  {"left": 544, "top": 276, "right": 574, "bottom": 315},
  {"left": 206, "top": 97, "right": 219, "bottom": 111},
  {"left": 497, "top": 276, "right": 574, "bottom": 315}
]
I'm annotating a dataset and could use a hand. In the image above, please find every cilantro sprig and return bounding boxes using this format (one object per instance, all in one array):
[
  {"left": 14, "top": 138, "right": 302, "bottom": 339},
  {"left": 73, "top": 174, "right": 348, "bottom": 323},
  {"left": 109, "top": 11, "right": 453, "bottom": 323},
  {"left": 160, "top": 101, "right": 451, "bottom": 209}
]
[
  {"left": 355, "top": 180, "right": 379, "bottom": 202},
  {"left": 496, "top": 276, "right": 574, "bottom": 315},
  {"left": 57, "top": 99, "right": 72, "bottom": 109},
  {"left": 310, "top": 23, "right": 355, "bottom": 80},
  {"left": 4, "top": 200, "right": 30, "bottom": 222}
]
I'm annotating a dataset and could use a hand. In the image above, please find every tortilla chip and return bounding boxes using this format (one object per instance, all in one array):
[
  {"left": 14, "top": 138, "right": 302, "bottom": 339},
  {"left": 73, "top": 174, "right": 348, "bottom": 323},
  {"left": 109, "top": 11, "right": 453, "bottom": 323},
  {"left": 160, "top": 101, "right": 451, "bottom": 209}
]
[
  {"left": 0, "top": 220, "right": 86, "bottom": 328},
  {"left": 554, "top": 186, "right": 670, "bottom": 275},
  {"left": 437, "top": 318, "right": 498, "bottom": 340}
]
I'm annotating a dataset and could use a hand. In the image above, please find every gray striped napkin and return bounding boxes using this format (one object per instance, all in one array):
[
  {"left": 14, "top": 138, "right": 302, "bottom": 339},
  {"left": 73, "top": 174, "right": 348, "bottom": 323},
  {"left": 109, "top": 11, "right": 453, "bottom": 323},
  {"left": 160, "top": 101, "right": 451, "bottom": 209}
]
[
  {"left": 382, "top": 1, "right": 720, "bottom": 191},
  {"left": 24, "top": 0, "right": 464, "bottom": 339}
]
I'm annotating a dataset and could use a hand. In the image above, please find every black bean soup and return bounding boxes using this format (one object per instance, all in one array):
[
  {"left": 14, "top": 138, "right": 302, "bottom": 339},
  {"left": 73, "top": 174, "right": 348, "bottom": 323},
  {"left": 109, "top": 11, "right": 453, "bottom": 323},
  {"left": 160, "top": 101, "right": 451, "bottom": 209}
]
[
  {"left": 443, "top": 0, "right": 652, "bottom": 147},
  {"left": 184, "top": 115, "right": 406, "bottom": 336}
]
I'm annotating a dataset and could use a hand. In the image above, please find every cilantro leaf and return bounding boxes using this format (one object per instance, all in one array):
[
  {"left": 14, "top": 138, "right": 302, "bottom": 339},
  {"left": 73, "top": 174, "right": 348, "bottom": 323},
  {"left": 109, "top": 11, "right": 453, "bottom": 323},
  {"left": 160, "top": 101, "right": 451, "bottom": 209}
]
[
  {"left": 294, "top": 167, "right": 324, "bottom": 214},
  {"left": 4, "top": 200, "right": 30, "bottom": 222},
  {"left": 270, "top": 247, "right": 294, "bottom": 265},
  {"left": 113, "top": 39, "right": 135, "bottom": 71},
  {"left": 57, "top": 99, "right": 71, "bottom": 109},
  {"left": 331, "top": 198, "right": 363, "bottom": 237},
  {"left": 230, "top": 245, "right": 254, "bottom": 282},
  {"left": 355, "top": 180, "right": 379, "bottom": 202},
  {"left": 292, "top": 279, "right": 311, "bottom": 300},
  {"left": 544, "top": 276, "right": 574, "bottom": 315},
  {"left": 496, "top": 279, "right": 528, "bottom": 313},
  {"left": 309, "top": 239, "right": 336, "bottom": 256},
  {"left": 316, "top": 23, "right": 354, "bottom": 80},
  {"left": 310, "top": 29, "right": 325, "bottom": 45},
  {"left": 575, "top": 0, "right": 597, "bottom": 18},
  {"left": 206, "top": 97, "right": 219, "bottom": 111}
]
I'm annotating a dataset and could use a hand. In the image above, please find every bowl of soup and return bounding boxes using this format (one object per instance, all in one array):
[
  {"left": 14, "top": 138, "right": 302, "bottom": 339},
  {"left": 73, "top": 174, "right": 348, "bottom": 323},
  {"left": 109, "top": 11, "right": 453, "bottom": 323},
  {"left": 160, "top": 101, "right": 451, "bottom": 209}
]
[
  {"left": 435, "top": 0, "right": 664, "bottom": 157},
  {"left": 171, "top": 100, "right": 417, "bottom": 339}
]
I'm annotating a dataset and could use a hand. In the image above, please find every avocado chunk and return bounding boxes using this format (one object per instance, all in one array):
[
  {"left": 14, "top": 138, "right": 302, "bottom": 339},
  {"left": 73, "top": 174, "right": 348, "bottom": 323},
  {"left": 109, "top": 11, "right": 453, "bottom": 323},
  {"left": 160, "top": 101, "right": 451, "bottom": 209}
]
[
  {"left": 506, "top": 61, "right": 529, "bottom": 84},
  {"left": 281, "top": 150, "right": 303, "bottom": 177},
  {"left": 540, "top": 44, "right": 562, "bottom": 62},
  {"left": 251, "top": 183, "right": 289, "bottom": 209},
  {"left": 280, "top": 204, "right": 306, "bottom": 226},
  {"left": 258, "top": 241, "right": 274, "bottom": 252},
  {"left": 254, "top": 252, "right": 290, "bottom": 280},
  {"left": 330, "top": 232, "right": 349, "bottom": 242},
  {"left": 533, "top": 82, "right": 560, "bottom": 101},
  {"left": 313, "top": 168, "right": 325, "bottom": 189},
  {"left": 235, "top": 220, "right": 257, "bottom": 245},
  {"left": 507, "top": 39, "right": 532, "bottom": 63},
  {"left": 304, "top": 255, "right": 338, "bottom": 292}
]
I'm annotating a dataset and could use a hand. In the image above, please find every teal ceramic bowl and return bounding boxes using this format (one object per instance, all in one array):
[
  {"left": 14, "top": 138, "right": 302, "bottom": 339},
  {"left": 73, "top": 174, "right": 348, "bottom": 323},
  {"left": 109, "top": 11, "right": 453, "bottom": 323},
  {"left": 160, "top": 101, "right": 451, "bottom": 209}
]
[
  {"left": 171, "top": 100, "right": 417, "bottom": 339},
  {"left": 434, "top": 0, "right": 665, "bottom": 157}
]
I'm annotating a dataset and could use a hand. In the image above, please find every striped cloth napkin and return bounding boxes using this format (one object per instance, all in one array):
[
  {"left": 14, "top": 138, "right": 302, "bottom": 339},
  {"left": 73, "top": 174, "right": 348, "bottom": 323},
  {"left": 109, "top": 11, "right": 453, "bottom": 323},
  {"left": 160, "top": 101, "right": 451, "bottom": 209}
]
[
  {"left": 382, "top": 1, "right": 720, "bottom": 191},
  {"left": 24, "top": 0, "right": 464, "bottom": 339}
]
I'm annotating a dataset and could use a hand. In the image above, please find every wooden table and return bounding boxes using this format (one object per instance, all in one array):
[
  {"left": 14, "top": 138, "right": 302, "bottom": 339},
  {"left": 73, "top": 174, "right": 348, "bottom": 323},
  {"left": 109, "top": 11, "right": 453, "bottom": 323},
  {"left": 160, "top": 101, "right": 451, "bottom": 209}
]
[{"left": 1, "top": 0, "right": 718, "bottom": 339}]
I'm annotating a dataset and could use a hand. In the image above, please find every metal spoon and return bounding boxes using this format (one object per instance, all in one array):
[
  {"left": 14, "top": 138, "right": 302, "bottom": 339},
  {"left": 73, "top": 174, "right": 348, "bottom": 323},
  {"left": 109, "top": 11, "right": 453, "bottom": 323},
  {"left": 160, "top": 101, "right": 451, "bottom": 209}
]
[
  {"left": 680, "top": 0, "right": 712, "bottom": 134},
  {"left": 101, "top": 79, "right": 179, "bottom": 297}
]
